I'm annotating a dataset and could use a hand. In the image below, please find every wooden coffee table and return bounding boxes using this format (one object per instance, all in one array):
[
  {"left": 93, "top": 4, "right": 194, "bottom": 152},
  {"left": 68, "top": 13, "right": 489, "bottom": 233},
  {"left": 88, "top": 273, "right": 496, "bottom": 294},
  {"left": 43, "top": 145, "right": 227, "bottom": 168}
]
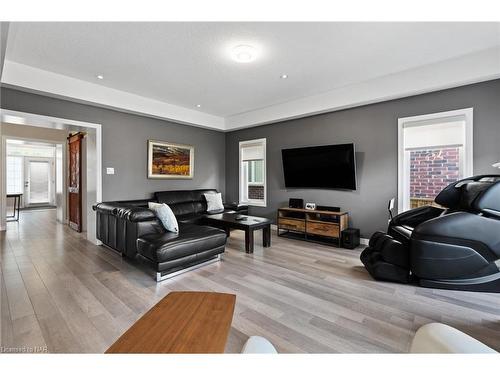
[
  {"left": 106, "top": 291, "right": 236, "bottom": 353},
  {"left": 203, "top": 213, "right": 271, "bottom": 253}
]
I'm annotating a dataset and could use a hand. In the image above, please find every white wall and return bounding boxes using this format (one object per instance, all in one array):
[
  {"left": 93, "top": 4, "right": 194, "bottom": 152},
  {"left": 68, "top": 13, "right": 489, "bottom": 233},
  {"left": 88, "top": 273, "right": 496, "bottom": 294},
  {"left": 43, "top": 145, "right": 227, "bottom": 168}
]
[
  {"left": 0, "top": 123, "right": 4, "bottom": 230},
  {"left": 1, "top": 122, "right": 68, "bottom": 142},
  {"left": 55, "top": 144, "right": 65, "bottom": 223},
  {"left": 84, "top": 130, "right": 98, "bottom": 243}
]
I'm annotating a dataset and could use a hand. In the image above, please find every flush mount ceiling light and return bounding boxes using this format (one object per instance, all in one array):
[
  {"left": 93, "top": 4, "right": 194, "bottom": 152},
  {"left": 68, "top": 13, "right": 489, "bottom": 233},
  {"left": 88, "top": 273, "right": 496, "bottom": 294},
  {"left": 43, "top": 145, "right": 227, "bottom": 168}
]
[
  {"left": 280, "top": 74, "right": 288, "bottom": 79},
  {"left": 231, "top": 45, "right": 258, "bottom": 63},
  {"left": 96, "top": 74, "right": 104, "bottom": 80},
  {"left": 196, "top": 104, "right": 202, "bottom": 108}
]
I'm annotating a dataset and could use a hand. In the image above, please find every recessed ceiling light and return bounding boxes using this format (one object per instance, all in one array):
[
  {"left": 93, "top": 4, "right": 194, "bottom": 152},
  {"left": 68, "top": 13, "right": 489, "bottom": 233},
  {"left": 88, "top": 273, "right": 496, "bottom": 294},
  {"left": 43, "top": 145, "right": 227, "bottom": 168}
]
[
  {"left": 280, "top": 74, "right": 288, "bottom": 79},
  {"left": 231, "top": 45, "right": 258, "bottom": 63},
  {"left": 196, "top": 104, "right": 202, "bottom": 108},
  {"left": 96, "top": 74, "right": 104, "bottom": 80}
]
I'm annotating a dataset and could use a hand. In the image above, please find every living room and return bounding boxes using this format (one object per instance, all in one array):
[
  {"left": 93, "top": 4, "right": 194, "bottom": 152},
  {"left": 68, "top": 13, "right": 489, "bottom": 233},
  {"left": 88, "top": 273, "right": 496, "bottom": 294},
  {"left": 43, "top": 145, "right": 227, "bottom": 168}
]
[{"left": 1, "top": 1, "right": 500, "bottom": 374}]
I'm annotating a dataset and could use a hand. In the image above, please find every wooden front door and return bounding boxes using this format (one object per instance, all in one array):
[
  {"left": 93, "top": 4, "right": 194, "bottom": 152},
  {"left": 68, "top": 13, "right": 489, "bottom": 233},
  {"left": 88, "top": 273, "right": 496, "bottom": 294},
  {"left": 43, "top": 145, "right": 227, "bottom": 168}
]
[{"left": 68, "top": 133, "right": 84, "bottom": 232}]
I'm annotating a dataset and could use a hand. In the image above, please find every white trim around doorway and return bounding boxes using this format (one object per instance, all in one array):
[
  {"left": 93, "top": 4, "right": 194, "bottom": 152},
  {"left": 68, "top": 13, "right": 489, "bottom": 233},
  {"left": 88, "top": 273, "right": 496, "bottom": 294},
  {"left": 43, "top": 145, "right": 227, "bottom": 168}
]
[{"left": 0, "top": 109, "right": 102, "bottom": 245}]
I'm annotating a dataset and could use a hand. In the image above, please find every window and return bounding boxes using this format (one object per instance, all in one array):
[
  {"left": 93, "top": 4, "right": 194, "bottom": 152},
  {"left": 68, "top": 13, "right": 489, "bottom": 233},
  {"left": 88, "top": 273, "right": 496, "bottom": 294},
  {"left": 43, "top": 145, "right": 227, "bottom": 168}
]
[
  {"left": 6, "top": 156, "right": 24, "bottom": 194},
  {"left": 7, "top": 143, "right": 55, "bottom": 157},
  {"left": 239, "top": 138, "right": 266, "bottom": 206},
  {"left": 248, "top": 160, "right": 264, "bottom": 184},
  {"left": 398, "top": 108, "right": 473, "bottom": 213}
]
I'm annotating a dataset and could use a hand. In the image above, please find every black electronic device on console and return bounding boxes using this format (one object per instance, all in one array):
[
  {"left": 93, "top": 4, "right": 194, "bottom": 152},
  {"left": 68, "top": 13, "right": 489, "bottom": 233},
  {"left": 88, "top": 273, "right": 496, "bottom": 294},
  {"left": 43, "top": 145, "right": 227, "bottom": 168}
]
[
  {"left": 289, "top": 198, "right": 304, "bottom": 209},
  {"left": 317, "top": 205, "right": 340, "bottom": 212}
]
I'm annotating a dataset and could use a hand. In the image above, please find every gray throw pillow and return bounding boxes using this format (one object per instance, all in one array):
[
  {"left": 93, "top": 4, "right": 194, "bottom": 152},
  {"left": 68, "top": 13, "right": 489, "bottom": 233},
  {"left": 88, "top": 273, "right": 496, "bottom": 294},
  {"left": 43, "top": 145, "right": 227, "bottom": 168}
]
[
  {"left": 148, "top": 202, "right": 179, "bottom": 233},
  {"left": 204, "top": 192, "right": 224, "bottom": 212}
]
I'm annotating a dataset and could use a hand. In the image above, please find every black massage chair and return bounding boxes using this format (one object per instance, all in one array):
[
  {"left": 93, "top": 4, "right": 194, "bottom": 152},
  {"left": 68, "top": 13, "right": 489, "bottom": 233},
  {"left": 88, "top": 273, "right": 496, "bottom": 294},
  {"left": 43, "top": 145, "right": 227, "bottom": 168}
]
[{"left": 361, "top": 175, "right": 500, "bottom": 293}]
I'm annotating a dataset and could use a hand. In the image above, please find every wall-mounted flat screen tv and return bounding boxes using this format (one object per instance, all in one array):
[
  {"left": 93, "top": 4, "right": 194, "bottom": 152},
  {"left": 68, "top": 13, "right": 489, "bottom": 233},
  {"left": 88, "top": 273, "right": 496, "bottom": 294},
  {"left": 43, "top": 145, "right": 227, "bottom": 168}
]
[{"left": 281, "top": 143, "right": 357, "bottom": 190}]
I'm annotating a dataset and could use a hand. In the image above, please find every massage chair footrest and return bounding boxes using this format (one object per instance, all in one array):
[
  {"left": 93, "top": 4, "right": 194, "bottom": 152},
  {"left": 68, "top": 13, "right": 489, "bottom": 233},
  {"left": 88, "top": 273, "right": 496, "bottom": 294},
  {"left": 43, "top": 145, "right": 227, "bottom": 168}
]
[
  {"left": 361, "top": 231, "right": 411, "bottom": 284},
  {"left": 361, "top": 256, "right": 411, "bottom": 284}
]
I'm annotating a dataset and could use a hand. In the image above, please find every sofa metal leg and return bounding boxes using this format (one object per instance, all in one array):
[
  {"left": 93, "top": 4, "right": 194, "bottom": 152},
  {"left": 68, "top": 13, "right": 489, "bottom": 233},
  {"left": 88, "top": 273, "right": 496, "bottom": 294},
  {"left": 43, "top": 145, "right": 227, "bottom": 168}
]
[{"left": 155, "top": 254, "right": 223, "bottom": 282}]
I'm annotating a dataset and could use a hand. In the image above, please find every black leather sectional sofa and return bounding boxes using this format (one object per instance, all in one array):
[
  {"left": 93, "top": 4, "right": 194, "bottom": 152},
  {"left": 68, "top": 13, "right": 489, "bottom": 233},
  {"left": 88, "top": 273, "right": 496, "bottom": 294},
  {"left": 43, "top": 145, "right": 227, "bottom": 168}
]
[{"left": 93, "top": 189, "right": 247, "bottom": 281}]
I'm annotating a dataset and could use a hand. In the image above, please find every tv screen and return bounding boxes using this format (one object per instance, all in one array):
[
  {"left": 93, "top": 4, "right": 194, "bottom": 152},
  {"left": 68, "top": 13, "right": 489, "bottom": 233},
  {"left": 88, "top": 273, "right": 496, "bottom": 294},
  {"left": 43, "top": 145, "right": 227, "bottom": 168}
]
[{"left": 281, "top": 143, "right": 357, "bottom": 190}]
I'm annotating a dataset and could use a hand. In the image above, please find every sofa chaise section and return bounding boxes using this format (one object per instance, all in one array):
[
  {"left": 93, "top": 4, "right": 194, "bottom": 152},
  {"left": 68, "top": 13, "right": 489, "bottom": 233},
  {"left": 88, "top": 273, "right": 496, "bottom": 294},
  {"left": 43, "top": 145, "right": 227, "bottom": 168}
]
[
  {"left": 137, "top": 223, "right": 227, "bottom": 281},
  {"left": 93, "top": 189, "right": 247, "bottom": 280}
]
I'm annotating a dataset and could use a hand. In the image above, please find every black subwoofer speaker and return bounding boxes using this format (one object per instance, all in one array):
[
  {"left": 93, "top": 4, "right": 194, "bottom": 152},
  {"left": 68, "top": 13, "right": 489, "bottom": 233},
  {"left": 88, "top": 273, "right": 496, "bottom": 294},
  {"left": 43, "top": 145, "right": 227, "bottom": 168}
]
[
  {"left": 289, "top": 198, "right": 304, "bottom": 209},
  {"left": 342, "top": 228, "right": 360, "bottom": 249}
]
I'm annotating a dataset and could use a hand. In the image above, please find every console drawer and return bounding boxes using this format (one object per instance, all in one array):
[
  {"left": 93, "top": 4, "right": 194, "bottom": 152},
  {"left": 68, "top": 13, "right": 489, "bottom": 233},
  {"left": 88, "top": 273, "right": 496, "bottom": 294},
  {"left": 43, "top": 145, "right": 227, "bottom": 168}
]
[
  {"left": 306, "top": 222, "right": 339, "bottom": 238},
  {"left": 278, "top": 218, "right": 305, "bottom": 232}
]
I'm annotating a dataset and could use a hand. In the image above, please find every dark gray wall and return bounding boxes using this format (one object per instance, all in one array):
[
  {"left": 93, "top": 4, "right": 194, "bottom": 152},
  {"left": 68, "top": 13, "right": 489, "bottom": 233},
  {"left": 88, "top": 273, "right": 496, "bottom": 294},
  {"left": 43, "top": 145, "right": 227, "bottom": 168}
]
[
  {"left": 1, "top": 87, "right": 226, "bottom": 201},
  {"left": 3, "top": 79, "right": 499, "bottom": 236},
  {"left": 225, "top": 79, "right": 500, "bottom": 237}
]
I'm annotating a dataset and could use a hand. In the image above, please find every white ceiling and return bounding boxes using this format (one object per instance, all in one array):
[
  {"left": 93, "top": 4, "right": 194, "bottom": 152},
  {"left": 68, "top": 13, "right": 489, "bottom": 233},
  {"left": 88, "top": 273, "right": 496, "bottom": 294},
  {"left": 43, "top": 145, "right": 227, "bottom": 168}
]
[{"left": 2, "top": 22, "right": 500, "bottom": 130}]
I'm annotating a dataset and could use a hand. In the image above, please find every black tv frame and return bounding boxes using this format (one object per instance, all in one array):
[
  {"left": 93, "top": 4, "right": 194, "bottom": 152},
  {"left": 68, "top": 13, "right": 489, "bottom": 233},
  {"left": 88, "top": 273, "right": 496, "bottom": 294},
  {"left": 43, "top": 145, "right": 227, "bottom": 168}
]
[{"left": 281, "top": 143, "right": 357, "bottom": 190}]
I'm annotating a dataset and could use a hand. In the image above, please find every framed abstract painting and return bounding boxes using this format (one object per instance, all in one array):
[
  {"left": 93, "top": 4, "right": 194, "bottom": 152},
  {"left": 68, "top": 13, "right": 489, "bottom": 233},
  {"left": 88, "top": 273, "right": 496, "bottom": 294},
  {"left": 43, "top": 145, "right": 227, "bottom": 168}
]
[{"left": 147, "top": 140, "right": 194, "bottom": 179}]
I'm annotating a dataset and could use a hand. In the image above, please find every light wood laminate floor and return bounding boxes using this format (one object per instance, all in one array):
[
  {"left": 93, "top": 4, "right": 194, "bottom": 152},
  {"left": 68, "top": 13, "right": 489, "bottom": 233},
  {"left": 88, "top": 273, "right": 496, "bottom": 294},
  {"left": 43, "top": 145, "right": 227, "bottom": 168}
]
[{"left": 1, "top": 209, "right": 499, "bottom": 353}]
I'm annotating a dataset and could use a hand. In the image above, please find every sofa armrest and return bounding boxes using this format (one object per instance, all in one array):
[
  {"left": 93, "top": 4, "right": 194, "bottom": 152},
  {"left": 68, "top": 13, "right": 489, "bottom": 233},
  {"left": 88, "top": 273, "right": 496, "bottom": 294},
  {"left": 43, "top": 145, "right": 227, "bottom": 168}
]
[
  {"left": 93, "top": 202, "right": 119, "bottom": 215},
  {"left": 117, "top": 207, "right": 157, "bottom": 222},
  {"left": 94, "top": 201, "right": 156, "bottom": 222}
]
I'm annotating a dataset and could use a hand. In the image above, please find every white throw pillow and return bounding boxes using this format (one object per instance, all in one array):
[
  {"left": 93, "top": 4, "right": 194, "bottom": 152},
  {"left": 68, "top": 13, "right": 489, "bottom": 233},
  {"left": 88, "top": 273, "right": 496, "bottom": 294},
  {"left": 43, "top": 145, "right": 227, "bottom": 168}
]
[
  {"left": 204, "top": 192, "right": 224, "bottom": 212},
  {"left": 148, "top": 202, "right": 179, "bottom": 233}
]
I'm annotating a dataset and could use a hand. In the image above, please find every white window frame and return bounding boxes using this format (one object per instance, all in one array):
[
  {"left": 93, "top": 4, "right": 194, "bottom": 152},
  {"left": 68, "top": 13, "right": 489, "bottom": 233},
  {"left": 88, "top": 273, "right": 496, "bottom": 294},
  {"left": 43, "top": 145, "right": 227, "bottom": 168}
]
[
  {"left": 397, "top": 108, "right": 473, "bottom": 213},
  {"left": 239, "top": 138, "right": 267, "bottom": 207}
]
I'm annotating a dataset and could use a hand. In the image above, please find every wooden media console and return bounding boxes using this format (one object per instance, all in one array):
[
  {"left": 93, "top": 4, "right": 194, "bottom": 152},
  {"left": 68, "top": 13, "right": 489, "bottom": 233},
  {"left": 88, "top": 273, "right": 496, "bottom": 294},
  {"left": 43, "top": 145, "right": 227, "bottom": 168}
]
[{"left": 277, "top": 207, "right": 349, "bottom": 246}]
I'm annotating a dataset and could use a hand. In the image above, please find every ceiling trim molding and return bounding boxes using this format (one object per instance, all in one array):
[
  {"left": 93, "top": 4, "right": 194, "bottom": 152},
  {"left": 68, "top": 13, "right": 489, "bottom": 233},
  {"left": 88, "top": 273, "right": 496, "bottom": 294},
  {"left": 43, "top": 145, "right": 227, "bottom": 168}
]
[
  {"left": 224, "top": 47, "right": 500, "bottom": 130},
  {"left": 1, "top": 48, "right": 499, "bottom": 133},
  {"left": 1, "top": 60, "right": 226, "bottom": 130}
]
